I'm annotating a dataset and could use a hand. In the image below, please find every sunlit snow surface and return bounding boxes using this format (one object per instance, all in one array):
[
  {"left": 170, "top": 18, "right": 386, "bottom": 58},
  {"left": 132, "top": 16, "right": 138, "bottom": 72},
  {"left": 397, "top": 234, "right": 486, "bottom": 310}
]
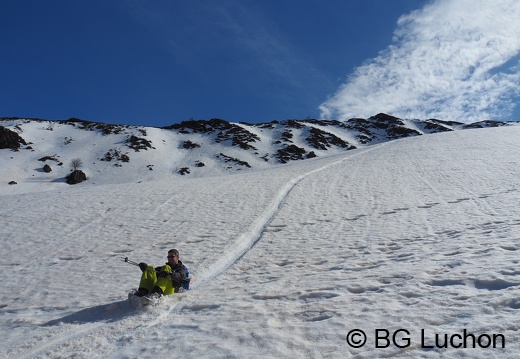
[{"left": 1, "top": 126, "right": 520, "bottom": 358}]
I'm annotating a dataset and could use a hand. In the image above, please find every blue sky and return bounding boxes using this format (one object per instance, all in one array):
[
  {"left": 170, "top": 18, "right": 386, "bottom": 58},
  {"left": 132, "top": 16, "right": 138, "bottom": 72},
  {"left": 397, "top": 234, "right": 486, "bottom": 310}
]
[{"left": 2, "top": 0, "right": 520, "bottom": 127}]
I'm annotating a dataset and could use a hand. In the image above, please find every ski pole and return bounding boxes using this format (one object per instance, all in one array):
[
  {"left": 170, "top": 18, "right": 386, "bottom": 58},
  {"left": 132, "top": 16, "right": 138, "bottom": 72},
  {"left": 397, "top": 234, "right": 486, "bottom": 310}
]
[
  {"left": 121, "top": 256, "right": 140, "bottom": 267},
  {"left": 121, "top": 257, "right": 160, "bottom": 273}
]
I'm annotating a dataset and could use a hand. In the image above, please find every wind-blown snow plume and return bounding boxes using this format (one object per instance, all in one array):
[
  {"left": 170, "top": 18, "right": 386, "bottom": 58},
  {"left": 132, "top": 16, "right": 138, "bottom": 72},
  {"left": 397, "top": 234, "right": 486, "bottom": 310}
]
[{"left": 320, "top": 0, "right": 520, "bottom": 123}]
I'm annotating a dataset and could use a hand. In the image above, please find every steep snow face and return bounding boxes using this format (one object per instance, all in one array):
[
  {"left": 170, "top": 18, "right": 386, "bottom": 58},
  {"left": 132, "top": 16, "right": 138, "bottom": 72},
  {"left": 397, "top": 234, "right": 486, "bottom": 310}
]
[
  {"left": 1, "top": 116, "right": 512, "bottom": 195},
  {"left": 1, "top": 125, "right": 520, "bottom": 358}
]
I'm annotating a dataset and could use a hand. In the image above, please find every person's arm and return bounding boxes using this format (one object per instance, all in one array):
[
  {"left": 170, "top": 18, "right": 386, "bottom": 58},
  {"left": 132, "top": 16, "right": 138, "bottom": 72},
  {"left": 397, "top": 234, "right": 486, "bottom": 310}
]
[{"left": 169, "top": 266, "right": 186, "bottom": 284}]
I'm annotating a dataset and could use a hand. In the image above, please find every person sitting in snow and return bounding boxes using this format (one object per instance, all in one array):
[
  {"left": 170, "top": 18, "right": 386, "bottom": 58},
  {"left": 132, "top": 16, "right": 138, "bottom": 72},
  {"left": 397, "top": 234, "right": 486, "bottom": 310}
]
[{"left": 135, "top": 248, "right": 187, "bottom": 297}]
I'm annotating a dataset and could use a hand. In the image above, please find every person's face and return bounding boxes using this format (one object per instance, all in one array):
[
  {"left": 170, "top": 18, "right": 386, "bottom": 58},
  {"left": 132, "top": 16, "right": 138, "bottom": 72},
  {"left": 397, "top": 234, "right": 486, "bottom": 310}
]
[{"left": 167, "top": 253, "right": 179, "bottom": 265}]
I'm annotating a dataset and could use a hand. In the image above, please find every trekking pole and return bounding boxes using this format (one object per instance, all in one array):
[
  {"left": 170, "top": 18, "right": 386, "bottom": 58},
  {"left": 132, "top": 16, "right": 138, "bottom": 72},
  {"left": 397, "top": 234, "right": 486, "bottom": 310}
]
[
  {"left": 121, "top": 256, "right": 140, "bottom": 267},
  {"left": 121, "top": 257, "right": 161, "bottom": 273}
]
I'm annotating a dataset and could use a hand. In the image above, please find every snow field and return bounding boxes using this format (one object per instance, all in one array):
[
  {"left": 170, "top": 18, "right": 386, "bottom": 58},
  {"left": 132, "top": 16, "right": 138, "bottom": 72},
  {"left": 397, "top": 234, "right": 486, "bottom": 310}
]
[{"left": 1, "top": 126, "right": 520, "bottom": 358}]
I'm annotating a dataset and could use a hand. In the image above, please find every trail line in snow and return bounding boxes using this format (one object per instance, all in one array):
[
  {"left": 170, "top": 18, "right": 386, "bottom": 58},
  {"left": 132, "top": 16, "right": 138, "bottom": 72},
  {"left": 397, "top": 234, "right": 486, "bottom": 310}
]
[
  {"left": 11, "top": 322, "right": 103, "bottom": 359},
  {"left": 193, "top": 145, "right": 384, "bottom": 287}
]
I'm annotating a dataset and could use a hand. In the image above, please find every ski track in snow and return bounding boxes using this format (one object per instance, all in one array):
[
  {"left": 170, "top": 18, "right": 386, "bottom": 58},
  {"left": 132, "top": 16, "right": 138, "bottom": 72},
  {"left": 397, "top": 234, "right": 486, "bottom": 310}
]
[
  {"left": 193, "top": 145, "right": 383, "bottom": 287},
  {"left": 8, "top": 296, "right": 190, "bottom": 359}
]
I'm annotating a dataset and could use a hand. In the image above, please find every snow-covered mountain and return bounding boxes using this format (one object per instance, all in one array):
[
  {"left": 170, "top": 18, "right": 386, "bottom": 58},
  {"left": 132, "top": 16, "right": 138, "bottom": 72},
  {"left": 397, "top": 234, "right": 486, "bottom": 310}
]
[
  {"left": 1, "top": 118, "right": 520, "bottom": 358},
  {"left": 0, "top": 113, "right": 511, "bottom": 194}
]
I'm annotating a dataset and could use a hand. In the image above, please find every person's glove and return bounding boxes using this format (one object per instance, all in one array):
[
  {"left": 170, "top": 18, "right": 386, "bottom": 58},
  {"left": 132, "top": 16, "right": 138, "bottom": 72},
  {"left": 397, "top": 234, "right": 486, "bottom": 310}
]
[
  {"left": 158, "top": 271, "right": 169, "bottom": 278},
  {"left": 139, "top": 262, "right": 148, "bottom": 272}
]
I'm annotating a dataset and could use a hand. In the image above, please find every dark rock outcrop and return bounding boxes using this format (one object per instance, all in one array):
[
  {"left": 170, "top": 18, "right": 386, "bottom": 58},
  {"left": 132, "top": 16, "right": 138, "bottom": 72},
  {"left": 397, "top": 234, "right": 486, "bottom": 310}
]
[
  {"left": 0, "top": 126, "right": 27, "bottom": 149},
  {"left": 66, "top": 170, "right": 87, "bottom": 185}
]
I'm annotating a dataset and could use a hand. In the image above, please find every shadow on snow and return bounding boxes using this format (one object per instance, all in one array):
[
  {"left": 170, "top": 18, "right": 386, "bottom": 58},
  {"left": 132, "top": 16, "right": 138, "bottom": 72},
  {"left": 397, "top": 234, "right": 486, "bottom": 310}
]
[{"left": 42, "top": 300, "right": 137, "bottom": 326}]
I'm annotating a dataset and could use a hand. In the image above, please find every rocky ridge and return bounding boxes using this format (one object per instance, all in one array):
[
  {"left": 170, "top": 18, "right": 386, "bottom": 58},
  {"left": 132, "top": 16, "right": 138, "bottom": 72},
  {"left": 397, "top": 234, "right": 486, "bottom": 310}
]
[{"left": 0, "top": 113, "right": 512, "bottom": 190}]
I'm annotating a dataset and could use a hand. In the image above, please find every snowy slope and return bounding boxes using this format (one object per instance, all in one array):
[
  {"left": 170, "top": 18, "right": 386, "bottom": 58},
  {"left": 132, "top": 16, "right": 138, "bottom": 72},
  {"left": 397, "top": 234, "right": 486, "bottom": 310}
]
[
  {"left": 1, "top": 114, "right": 510, "bottom": 196},
  {"left": 1, "top": 124, "right": 520, "bottom": 358}
]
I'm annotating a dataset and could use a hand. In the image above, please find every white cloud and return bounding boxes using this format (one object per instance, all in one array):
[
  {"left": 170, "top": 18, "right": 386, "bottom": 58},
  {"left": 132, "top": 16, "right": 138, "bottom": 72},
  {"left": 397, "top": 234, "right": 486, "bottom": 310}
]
[{"left": 320, "top": 0, "right": 520, "bottom": 122}]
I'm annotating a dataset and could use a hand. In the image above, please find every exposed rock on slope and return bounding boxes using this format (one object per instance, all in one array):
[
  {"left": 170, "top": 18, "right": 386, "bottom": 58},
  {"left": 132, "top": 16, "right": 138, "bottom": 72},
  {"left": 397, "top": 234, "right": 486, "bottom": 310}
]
[{"left": 0, "top": 126, "right": 27, "bottom": 149}]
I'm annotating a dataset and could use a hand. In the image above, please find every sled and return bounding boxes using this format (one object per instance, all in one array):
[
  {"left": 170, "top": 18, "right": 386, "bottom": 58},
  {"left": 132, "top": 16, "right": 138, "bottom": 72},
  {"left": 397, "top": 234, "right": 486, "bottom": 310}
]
[{"left": 127, "top": 289, "right": 164, "bottom": 308}]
